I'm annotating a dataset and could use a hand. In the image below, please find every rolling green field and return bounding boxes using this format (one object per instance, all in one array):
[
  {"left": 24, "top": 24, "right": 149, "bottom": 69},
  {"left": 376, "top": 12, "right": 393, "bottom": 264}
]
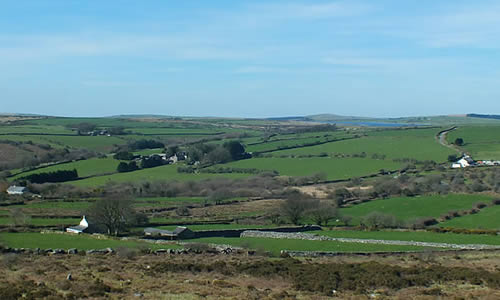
[
  {"left": 188, "top": 237, "right": 438, "bottom": 256},
  {"left": 270, "top": 128, "right": 455, "bottom": 162},
  {"left": 317, "top": 230, "right": 500, "bottom": 245},
  {"left": 0, "top": 232, "right": 179, "bottom": 250},
  {"left": 0, "top": 217, "right": 80, "bottom": 226},
  {"left": 69, "top": 164, "right": 249, "bottom": 187},
  {"left": 439, "top": 205, "right": 500, "bottom": 230},
  {"left": 340, "top": 194, "right": 493, "bottom": 224},
  {"left": 447, "top": 125, "right": 500, "bottom": 160},
  {"left": 11, "top": 157, "right": 121, "bottom": 179},
  {"left": 221, "top": 157, "right": 401, "bottom": 180},
  {"left": 0, "top": 125, "right": 74, "bottom": 135}
]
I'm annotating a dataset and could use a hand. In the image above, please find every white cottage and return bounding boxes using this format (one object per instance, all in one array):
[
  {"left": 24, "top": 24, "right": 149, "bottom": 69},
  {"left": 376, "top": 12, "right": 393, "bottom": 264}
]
[
  {"left": 66, "top": 216, "right": 91, "bottom": 234},
  {"left": 7, "top": 185, "right": 27, "bottom": 195},
  {"left": 452, "top": 155, "right": 475, "bottom": 168}
]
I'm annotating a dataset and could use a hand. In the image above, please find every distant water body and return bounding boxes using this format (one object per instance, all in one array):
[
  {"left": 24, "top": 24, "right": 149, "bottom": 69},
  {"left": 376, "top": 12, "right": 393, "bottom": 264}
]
[{"left": 323, "top": 121, "right": 428, "bottom": 127}]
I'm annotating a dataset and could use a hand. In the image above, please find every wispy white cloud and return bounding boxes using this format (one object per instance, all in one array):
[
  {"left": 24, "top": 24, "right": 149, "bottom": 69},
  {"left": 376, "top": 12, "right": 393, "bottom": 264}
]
[{"left": 235, "top": 66, "right": 289, "bottom": 74}]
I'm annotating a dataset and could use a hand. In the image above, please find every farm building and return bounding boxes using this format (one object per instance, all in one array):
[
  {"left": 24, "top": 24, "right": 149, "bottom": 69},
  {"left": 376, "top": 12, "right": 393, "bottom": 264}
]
[
  {"left": 6, "top": 185, "right": 27, "bottom": 195},
  {"left": 66, "top": 216, "right": 97, "bottom": 234},
  {"left": 452, "top": 155, "right": 475, "bottom": 168},
  {"left": 144, "top": 226, "right": 194, "bottom": 240}
]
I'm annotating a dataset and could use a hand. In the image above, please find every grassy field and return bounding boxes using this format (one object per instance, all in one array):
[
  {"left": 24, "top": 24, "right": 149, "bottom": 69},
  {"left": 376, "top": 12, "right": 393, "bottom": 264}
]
[
  {"left": 439, "top": 205, "right": 500, "bottom": 230},
  {"left": 69, "top": 164, "right": 249, "bottom": 187},
  {"left": 340, "top": 194, "right": 493, "bottom": 224},
  {"left": 188, "top": 237, "right": 439, "bottom": 256},
  {"left": 246, "top": 132, "right": 350, "bottom": 153},
  {"left": 11, "top": 157, "right": 121, "bottom": 179},
  {"left": 270, "top": 128, "right": 455, "bottom": 162},
  {"left": 317, "top": 229, "right": 500, "bottom": 245},
  {"left": 447, "top": 125, "right": 500, "bottom": 160},
  {"left": 221, "top": 157, "right": 402, "bottom": 180},
  {"left": 0, "top": 125, "right": 74, "bottom": 135},
  {"left": 0, "top": 232, "right": 180, "bottom": 250},
  {"left": 0, "top": 217, "right": 80, "bottom": 226}
]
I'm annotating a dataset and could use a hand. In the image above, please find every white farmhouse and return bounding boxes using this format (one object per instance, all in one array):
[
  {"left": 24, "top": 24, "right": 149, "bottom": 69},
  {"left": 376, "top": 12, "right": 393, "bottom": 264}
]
[
  {"left": 451, "top": 155, "right": 475, "bottom": 168},
  {"left": 6, "top": 185, "right": 27, "bottom": 195},
  {"left": 66, "top": 216, "right": 91, "bottom": 234}
]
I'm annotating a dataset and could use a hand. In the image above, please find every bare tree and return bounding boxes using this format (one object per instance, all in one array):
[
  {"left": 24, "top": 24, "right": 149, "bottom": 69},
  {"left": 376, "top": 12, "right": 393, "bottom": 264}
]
[
  {"left": 10, "top": 208, "right": 31, "bottom": 226},
  {"left": 86, "top": 194, "right": 146, "bottom": 236},
  {"left": 309, "top": 202, "right": 338, "bottom": 226},
  {"left": 280, "top": 191, "right": 318, "bottom": 225}
]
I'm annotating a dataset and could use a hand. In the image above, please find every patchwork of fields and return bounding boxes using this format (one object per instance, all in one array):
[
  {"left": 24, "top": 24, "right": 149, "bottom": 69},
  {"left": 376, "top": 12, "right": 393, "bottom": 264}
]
[
  {"left": 447, "top": 125, "right": 500, "bottom": 160},
  {"left": 1, "top": 116, "right": 500, "bottom": 256}
]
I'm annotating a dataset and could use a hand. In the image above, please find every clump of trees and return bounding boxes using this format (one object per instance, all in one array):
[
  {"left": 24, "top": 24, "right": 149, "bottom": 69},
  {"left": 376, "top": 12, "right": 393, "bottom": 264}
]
[
  {"left": 279, "top": 190, "right": 339, "bottom": 225},
  {"left": 129, "top": 139, "right": 164, "bottom": 150},
  {"left": 186, "top": 141, "right": 250, "bottom": 166},
  {"left": 113, "top": 151, "right": 135, "bottom": 160},
  {"left": 140, "top": 155, "right": 164, "bottom": 168},
  {"left": 19, "top": 169, "right": 78, "bottom": 184},
  {"left": 117, "top": 161, "right": 139, "bottom": 173}
]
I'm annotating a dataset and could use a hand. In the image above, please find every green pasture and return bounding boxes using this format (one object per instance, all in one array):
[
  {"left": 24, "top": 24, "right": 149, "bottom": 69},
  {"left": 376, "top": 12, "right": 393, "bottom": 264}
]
[
  {"left": 221, "top": 157, "right": 401, "bottom": 180},
  {"left": 11, "top": 157, "right": 121, "bottom": 180},
  {"left": 0, "top": 135, "right": 65, "bottom": 148},
  {"left": 447, "top": 125, "right": 500, "bottom": 160},
  {"left": 0, "top": 217, "right": 80, "bottom": 226},
  {"left": 127, "top": 127, "right": 222, "bottom": 135},
  {"left": 21, "top": 117, "right": 168, "bottom": 128},
  {"left": 317, "top": 230, "right": 500, "bottom": 245},
  {"left": 270, "top": 128, "right": 455, "bottom": 162},
  {"left": 22, "top": 201, "right": 93, "bottom": 210},
  {"left": 0, "top": 125, "right": 74, "bottom": 135},
  {"left": 340, "top": 194, "right": 493, "bottom": 224},
  {"left": 0, "top": 232, "right": 180, "bottom": 250},
  {"left": 68, "top": 164, "right": 249, "bottom": 187},
  {"left": 247, "top": 135, "right": 334, "bottom": 153},
  {"left": 188, "top": 237, "right": 438, "bottom": 256},
  {"left": 439, "top": 205, "right": 500, "bottom": 230},
  {"left": 39, "top": 135, "right": 126, "bottom": 152}
]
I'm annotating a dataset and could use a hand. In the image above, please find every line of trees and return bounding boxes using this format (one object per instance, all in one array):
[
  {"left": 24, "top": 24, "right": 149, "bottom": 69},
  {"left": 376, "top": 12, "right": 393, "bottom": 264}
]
[{"left": 19, "top": 169, "right": 78, "bottom": 184}]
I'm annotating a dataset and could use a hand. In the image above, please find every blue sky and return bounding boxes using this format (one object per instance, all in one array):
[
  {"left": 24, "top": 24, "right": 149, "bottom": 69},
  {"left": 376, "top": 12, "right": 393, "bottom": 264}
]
[{"left": 1, "top": 0, "right": 499, "bottom": 118}]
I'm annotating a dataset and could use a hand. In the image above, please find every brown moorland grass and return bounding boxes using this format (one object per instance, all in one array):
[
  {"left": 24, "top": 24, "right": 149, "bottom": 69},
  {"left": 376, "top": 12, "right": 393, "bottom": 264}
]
[{"left": 0, "top": 251, "right": 499, "bottom": 299}]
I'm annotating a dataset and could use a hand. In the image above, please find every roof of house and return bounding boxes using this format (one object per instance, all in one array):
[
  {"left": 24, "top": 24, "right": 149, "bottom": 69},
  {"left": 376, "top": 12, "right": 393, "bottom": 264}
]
[
  {"left": 67, "top": 225, "right": 88, "bottom": 232},
  {"left": 7, "top": 186, "right": 27, "bottom": 193}
]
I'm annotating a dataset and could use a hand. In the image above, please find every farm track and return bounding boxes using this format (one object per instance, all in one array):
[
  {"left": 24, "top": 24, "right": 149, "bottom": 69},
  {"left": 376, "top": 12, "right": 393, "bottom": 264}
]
[{"left": 437, "top": 126, "right": 461, "bottom": 153}]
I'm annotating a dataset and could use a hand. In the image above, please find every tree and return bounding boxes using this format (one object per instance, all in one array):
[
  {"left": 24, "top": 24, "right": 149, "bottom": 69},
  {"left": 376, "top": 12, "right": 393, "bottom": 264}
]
[
  {"left": 10, "top": 208, "right": 31, "bottom": 226},
  {"left": 309, "top": 202, "right": 338, "bottom": 226},
  {"left": 447, "top": 154, "right": 458, "bottom": 162},
  {"left": 223, "top": 141, "right": 247, "bottom": 160},
  {"left": 454, "top": 138, "right": 464, "bottom": 146},
  {"left": 85, "top": 195, "right": 146, "bottom": 236},
  {"left": 117, "top": 161, "right": 138, "bottom": 173},
  {"left": 114, "top": 151, "right": 134, "bottom": 160},
  {"left": 165, "top": 146, "right": 179, "bottom": 158},
  {"left": 280, "top": 191, "right": 318, "bottom": 225}
]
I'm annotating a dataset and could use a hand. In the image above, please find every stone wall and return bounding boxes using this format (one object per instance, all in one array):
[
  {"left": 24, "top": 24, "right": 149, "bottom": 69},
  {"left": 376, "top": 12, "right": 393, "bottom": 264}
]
[
  {"left": 192, "top": 225, "right": 321, "bottom": 239},
  {"left": 240, "top": 231, "right": 500, "bottom": 250}
]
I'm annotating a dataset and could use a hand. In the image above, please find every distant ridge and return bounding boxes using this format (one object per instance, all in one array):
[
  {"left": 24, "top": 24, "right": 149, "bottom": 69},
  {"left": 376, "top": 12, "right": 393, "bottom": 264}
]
[{"left": 467, "top": 114, "right": 500, "bottom": 120}]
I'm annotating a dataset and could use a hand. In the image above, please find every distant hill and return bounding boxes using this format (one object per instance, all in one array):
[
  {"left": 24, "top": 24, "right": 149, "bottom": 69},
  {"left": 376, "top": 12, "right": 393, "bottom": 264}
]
[{"left": 467, "top": 114, "right": 500, "bottom": 120}]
